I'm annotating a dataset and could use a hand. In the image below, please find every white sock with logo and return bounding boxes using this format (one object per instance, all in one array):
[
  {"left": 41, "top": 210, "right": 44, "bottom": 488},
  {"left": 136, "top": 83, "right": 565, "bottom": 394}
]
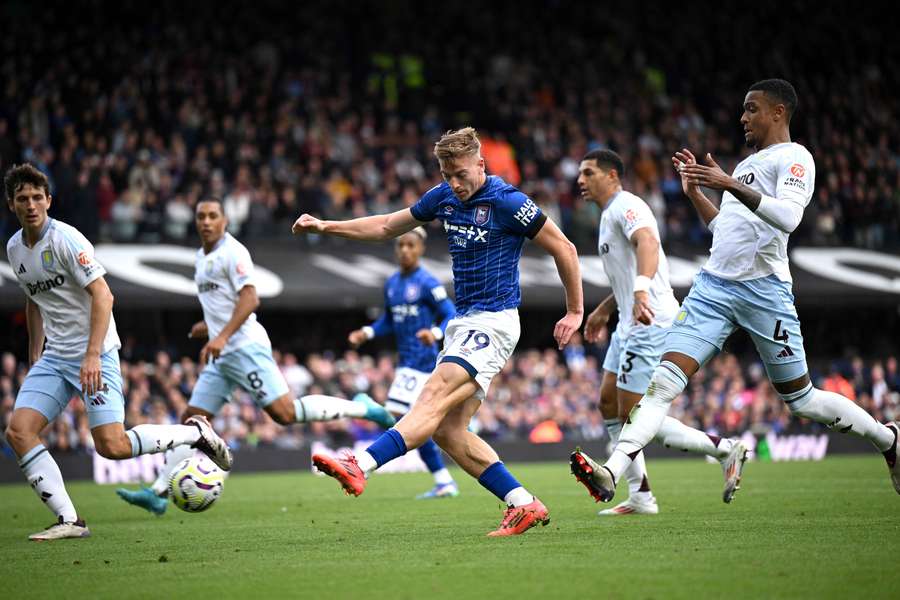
[
  {"left": 126, "top": 424, "right": 201, "bottom": 457},
  {"left": 18, "top": 444, "right": 78, "bottom": 523},
  {"left": 606, "top": 362, "right": 689, "bottom": 481},
  {"left": 786, "top": 385, "right": 894, "bottom": 451},
  {"left": 294, "top": 395, "right": 366, "bottom": 422},
  {"left": 607, "top": 419, "right": 652, "bottom": 501},
  {"left": 656, "top": 417, "right": 730, "bottom": 459}
]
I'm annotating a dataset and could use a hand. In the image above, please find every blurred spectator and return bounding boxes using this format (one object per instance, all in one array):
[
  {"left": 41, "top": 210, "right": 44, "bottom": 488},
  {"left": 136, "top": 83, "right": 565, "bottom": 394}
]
[{"left": 0, "top": 2, "right": 896, "bottom": 253}]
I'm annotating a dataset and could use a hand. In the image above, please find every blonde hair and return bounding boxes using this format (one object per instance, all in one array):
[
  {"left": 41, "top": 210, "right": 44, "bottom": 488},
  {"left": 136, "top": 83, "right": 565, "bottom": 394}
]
[{"left": 433, "top": 127, "right": 481, "bottom": 162}]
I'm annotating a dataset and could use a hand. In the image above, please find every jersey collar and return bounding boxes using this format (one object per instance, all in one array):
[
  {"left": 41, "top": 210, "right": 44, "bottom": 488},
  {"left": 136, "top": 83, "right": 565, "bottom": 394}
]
[
  {"left": 23, "top": 217, "right": 53, "bottom": 247},
  {"left": 203, "top": 233, "right": 228, "bottom": 255}
]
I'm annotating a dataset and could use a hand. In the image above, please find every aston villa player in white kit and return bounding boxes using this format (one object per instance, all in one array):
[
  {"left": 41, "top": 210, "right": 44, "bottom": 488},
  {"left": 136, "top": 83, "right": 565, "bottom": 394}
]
[
  {"left": 580, "top": 79, "right": 900, "bottom": 503},
  {"left": 569, "top": 150, "right": 748, "bottom": 515},
  {"left": 117, "top": 198, "right": 395, "bottom": 515},
  {"left": 4, "top": 164, "right": 232, "bottom": 540}
]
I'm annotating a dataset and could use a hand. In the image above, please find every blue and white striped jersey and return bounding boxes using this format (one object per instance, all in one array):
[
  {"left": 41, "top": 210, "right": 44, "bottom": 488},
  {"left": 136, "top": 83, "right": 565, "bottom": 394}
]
[{"left": 410, "top": 176, "right": 546, "bottom": 315}]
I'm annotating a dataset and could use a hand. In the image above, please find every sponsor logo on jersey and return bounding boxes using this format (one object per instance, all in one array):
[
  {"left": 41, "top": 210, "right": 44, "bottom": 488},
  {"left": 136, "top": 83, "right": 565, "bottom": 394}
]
[
  {"left": 236, "top": 262, "right": 247, "bottom": 276},
  {"left": 599, "top": 243, "right": 610, "bottom": 255},
  {"left": 789, "top": 163, "right": 805, "bottom": 178},
  {"left": 625, "top": 209, "right": 637, "bottom": 224},
  {"left": 404, "top": 283, "right": 420, "bottom": 302},
  {"left": 391, "top": 303, "right": 420, "bottom": 320},
  {"left": 783, "top": 176, "right": 807, "bottom": 190},
  {"left": 736, "top": 172, "right": 755, "bottom": 185},
  {"left": 205, "top": 260, "right": 214, "bottom": 275},
  {"left": 474, "top": 204, "right": 491, "bottom": 225},
  {"left": 41, "top": 249, "right": 54, "bottom": 269},
  {"left": 513, "top": 198, "right": 539, "bottom": 228},
  {"left": 77, "top": 251, "right": 92, "bottom": 266},
  {"left": 443, "top": 206, "right": 454, "bottom": 215},
  {"left": 18, "top": 263, "right": 26, "bottom": 274},
  {"left": 197, "top": 281, "right": 220, "bottom": 293},
  {"left": 444, "top": 222, "right": 488, "bottom": 243},
  {"left": 26, "top": 275, "right": 65, "bottom": 296}
]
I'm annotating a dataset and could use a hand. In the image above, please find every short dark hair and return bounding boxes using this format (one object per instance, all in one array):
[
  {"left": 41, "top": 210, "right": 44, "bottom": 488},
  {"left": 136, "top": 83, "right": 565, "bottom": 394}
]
[
  {"left": 4, "top": 163, "right": 50, "bottom": 202},
  {"left": 197, "top": 196, "right": 224, "bottom": 212},
  {"left": 748, "top": 78, "right": 798, "bottom": 119},
  {"left": 582, "top": 149, "right": 625, "bottom": 178}
]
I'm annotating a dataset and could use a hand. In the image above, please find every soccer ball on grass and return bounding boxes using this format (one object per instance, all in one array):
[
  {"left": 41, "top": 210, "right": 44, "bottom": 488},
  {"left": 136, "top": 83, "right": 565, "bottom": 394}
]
[{"left": 168, "top": 455, "right": 225, "bottom": 512}]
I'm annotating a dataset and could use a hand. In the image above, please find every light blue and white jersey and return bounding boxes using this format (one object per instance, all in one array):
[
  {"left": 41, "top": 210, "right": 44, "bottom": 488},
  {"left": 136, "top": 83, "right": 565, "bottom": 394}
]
[
  {"left": 194, "top": 233, "right": 272, "bottom": 356},
  {"left": 410, "top": 176, "right": 546, "bottom": 315},
  {"left": 6, "top": 219, "right": 120, "bottom": 358}
]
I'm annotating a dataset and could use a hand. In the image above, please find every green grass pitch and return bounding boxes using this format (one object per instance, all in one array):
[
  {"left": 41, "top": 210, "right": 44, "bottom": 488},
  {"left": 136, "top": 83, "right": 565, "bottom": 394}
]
[{"left": 2, "top": 456, "right": 898, "bottom": 599}]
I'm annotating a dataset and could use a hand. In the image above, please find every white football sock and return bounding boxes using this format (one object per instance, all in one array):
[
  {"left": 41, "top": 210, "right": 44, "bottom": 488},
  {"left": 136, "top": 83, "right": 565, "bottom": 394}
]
[
  {"left": 787, "top": 385, "right": 894, "bottom": 451},
  {"left": 656, "top": 417, "right": 729, "bottom": 459},
  {"left": 607, "top": 419, "right": 651, "bottom": 496},
  {"left": 294, "top": 395, "right": 366, "bottom": 422},
  {"left": 606, "top": 361, "right": 689, "bottom": 480},
  {"left": 126, "top": 424, "right": 201, "bottom": 457},
  {"left": 432, "top": 468, "right": 454, "bottom": 486},
  {"left": 18, "top": 444, "right": 78, "bottom": 523},
  {"left": 356, "top": 451, "right": 378, "bottom": 476},
  {"left": 503, "top": 486, "right": 534, "bottom": 507},
  {"left": 150, "top": 445, "right": 196, "bottom": 496}
]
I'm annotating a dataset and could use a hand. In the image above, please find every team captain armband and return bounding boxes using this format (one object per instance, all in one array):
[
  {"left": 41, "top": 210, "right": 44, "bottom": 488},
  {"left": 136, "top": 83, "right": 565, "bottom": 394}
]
[{"left": 524, "top": 212, "right": 547, "bottom": 239}]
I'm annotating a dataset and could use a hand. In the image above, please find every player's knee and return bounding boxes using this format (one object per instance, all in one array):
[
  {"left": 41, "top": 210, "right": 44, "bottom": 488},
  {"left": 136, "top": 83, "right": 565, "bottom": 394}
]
[
  {"left": 93, "top": 434, "right": 132, "bottom": 459},
  {"left": 779, "top": 382, "right": 815, "bottom": 415},
  {"left": 644, "top": 362, "right": 689, "bottom": 406},
  {"left": 4, "top": 422, "right": 32, "bottom": 454}
]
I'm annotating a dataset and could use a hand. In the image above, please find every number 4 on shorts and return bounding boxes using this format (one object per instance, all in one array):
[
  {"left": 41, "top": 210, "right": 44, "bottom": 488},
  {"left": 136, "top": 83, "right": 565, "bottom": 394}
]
[{"left": 773, "top": 320, "right": 789, "bottom": 342}]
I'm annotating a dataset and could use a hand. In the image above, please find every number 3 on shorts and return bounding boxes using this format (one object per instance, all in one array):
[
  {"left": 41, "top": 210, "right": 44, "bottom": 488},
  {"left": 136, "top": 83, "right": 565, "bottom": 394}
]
[{"left": 461, "top": 329, "right": 491, "bottom": 350}]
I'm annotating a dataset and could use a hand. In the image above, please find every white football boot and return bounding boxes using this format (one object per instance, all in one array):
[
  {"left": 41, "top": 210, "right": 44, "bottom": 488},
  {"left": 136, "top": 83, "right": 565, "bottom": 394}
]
[
  {"left": 885, "top": 422, "right": 899, "bottom": 494},
  {"left": 186, "top": 415, "right": 233, "bottom": 471},
  {"left": 720, "top": 440, "right": 749, "bottom": 503},
  {"left": 598, "top": 495, "right": 659, "bottom": 516},
  {"left": 29, "top": 517, "right": 91, "bottom": 541}
]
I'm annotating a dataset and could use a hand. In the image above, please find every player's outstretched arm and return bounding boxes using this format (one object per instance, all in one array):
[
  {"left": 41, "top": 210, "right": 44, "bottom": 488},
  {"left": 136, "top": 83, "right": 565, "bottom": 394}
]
[
  {"left": 292, "top": 208, "right": 421, "bottom": 242},
  {"left": 200, "top": 285, "right": 259, "bottom": 364},
  {"left": 532, "top": 217, "right": 584, "bottom": 349},
  {"left": 673, "top": 149, "right": 720, "bottom": 226},
  {"left": 24, "top": 298, "right": 45, "bottom": 368},
  {"left": 83, "top": 277, "right": 115, "bottom": 396}
]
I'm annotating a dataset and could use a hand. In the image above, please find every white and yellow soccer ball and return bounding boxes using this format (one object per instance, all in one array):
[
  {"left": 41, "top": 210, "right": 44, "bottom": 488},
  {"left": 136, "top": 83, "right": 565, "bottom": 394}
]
[{"left": 168, "top": 455, "right": 225, "bottom": 512}]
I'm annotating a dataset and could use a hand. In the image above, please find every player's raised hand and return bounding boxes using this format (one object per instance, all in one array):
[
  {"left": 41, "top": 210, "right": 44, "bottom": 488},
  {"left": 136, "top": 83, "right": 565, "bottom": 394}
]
[
  {"left": 80, "top": 352, "right": 102, "bottom": 397},
  {"left": 292, "top": 213, "right": 326, "bottom": 235},
  {"left": 200, "top": 335, "right": 227, "bottom": 365},
  {"left": 554, "top": 310, "right": 584, "bottom": 350},
  {"left": 673, "top": 148, "right": 699, "bottom": 195},
  {"left": 415, "top": 328, "right": 438, "bottom": 346},
  {"left": 347, "top": 329, "right": 367, "bottom": 348},
  {"left": 583, "top": 306, "right": 611, "bottom": 343},
  {"left": 632, "top": 291, "right": 655, "bottom": 325},
  {"left": 680, "top": 152, "right": 732, "bottom": 191}
]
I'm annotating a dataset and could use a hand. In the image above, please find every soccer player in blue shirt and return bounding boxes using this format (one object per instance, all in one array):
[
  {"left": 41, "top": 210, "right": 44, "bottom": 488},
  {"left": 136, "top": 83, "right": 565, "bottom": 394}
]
[
  {"left": 294, "top": 128, "right": 583, "bottom": 536},
  {"left": 347, "top": 226, "right": 460, "bottom": 499}
]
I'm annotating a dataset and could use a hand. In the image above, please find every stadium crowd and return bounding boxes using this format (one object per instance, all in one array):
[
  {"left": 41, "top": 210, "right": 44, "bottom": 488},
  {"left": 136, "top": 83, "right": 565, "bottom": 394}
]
[
  {"left": 1, "top": 2, "right": 898, "bottom": 253},
  {"left": 2, "top": 339, "right": 898, "bottom": 455}
]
